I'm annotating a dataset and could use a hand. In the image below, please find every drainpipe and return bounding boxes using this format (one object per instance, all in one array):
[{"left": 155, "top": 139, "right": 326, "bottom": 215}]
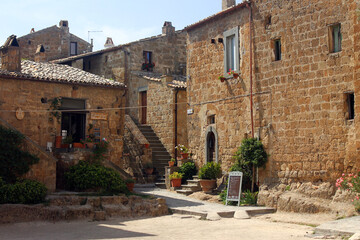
[
  {"left": 174, "top": 89, "right": 179, "bottom": 160},
  {"left": 246, "top": 1, "right": 254, "bottom": 138},
  {"left": 246, "top": 1, "right": 256, "bottom": 192}
]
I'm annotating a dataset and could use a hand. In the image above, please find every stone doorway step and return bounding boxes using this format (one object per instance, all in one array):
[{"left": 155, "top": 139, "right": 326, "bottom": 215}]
[{"left": 176, "top": 175, "right": 201, "bottom": 195}]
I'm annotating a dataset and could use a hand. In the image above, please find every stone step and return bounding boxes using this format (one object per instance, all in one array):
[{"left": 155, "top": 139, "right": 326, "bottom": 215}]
[
  {"left": 151, "top": 147, "right": 167, "bottom": 152},
  {"left": 176, "top": 189, "right": 193, "bottom": 196},
  {"left": 149, "top": 143, "right": 164, "bottom": 148},
  {"left": 152, "top": 151, "right": 171, "bottom": 155},
  {"left": 181, "top": 184, "right": 201, "bottom": 192},
  {"left": 187, "top": 179, "right": 200, "bottom": 185},
  {"left": 193, "top": 175, "right": 199, "bottom": 180},
  {"left": 155, "top": 182, "right": 166, "bottom": 189}
]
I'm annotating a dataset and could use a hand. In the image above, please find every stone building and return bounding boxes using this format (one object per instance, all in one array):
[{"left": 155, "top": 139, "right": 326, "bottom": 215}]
[
  {"left": 17, "top": 20, "right": 92, "bottom": 62},
  {"left": 0, "top": 36, "right": 126, "bottom": 191},
  {"left": 52, "top": 22, "right": 188, "bottom": 166},
  {"left": 186, "top": 0, "right": 360, "bottom": 212}
]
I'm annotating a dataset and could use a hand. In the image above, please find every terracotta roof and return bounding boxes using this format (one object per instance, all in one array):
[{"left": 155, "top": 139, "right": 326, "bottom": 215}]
[
  {"left": 0, "top": 60, "right": 126, "bottom": 88},
  {"left": 185, "top": 1, "right": 249, "bottom": 31},
  {"left": 132, "top": 71, "right": 186, "bottom": 89}
]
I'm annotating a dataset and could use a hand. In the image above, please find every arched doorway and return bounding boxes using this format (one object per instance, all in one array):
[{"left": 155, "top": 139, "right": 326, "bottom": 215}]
[
  {"left": 205, "top": 126, "right": 218, "bottom": 163},
  {"left": 207, "top": 132, "right": 215, "bottom": 163}
]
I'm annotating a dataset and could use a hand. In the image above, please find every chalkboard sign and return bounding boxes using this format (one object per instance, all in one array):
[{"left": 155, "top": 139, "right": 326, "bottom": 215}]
[{"left": 226, "top": 171, "right": 243, "bottom": 206}]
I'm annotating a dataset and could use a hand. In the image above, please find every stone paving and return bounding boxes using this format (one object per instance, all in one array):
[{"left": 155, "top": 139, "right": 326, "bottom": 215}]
[
  {"left": 135, "top": 185, "right": 275, "bottom": 218},
  {"left": 315, "top": 216, "right": 360, "bottom": 236}
]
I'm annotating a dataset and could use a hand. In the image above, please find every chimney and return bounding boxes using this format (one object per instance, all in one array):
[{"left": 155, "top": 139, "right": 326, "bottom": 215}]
[
  {"left": 34, "top": 44, "right": 46, "bottom": 62},
  {"left": 162, "top": 21, "right": 175, "bottom": 36},
  {"left": 222, "top": 0, "right": 236, "bottom": 10},
  {"left": 104, "top": 37, "right": 115, "bottom": 48},
  {"left": 59, "top": 20, "right": 69, "bottom": 33},
  {"left": 0, "top": 35, "right": 21, "bottom": 72}
]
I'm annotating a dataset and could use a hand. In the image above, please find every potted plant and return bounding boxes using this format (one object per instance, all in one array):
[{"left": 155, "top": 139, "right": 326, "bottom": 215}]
[
  {"left": 61, "top": 135, "right": 73, "bottom": 149},
  {"left": 169, "top": 158, "right": 176, "bottom": 167},
  {"left": 141, "top": 62, "right": 155, "bottom": 71},
  {"left": 175, "top": 144, "right": 189, "bottom": 159},
  {"left": 218, "top": 75, "right": 226, "bottom": 82},
  {"left": 228, "top": 69, "right": 239, "bottom": 79},
  {"left": 144, "top": 162, "right": 154, "bottom": 175},
  {"left": 169, "top": 172, "right": 183, "bottom": 188},
  {"left": 125, "top": 178, "right": 135, "bottom": 192},
  {"left": 198, "top": 162, "right": 222, "bottom": 193}
]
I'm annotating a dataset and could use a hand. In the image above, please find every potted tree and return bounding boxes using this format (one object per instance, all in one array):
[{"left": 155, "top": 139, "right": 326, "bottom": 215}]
[
  {"left": 169, "top": 172, "right": 183, "bottom": 188},
  {"left": 198, "top": 162, "right": 222, "bottom": 193}
]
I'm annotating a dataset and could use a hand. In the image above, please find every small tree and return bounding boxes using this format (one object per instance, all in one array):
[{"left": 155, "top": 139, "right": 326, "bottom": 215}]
[
  {"left": 0, "top": 125, "right": 39, "bottom": 183},
  {"left": 233, "top": 138, "right": 268, "bottom": 192}
]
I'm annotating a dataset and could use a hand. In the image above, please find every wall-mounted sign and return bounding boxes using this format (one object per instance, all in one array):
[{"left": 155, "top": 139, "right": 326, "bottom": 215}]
[
  {"left": 226, "top": 171, "right": 243, "bottom": 206},
  {"left": 91, "top": 112, "right": 108, "bottom": 121},
  {"left": 187, "top": 109, "right": 194, "bottom": 115},
  {"left": 15, "top": 108, "right": 25, "bottom": 120}
]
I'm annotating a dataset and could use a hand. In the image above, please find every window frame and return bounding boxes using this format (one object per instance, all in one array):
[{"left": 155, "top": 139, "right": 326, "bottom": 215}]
[
  {"left": 223, "top": 27, "right": 240, "bottom": 74},
  {"left": 273, "top": 38, "right": 282, "bottom": 61},
  {"left": 70, "top": 42, "right": 78, "bottom": 56},
  {"left": 329, "top": 23, "right": 342, "bottom": 53}
]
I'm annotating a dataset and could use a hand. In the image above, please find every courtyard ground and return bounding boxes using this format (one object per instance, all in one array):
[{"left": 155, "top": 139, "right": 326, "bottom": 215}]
[{"left": 0, "top": 214, "right": 320, "bottom": 240}]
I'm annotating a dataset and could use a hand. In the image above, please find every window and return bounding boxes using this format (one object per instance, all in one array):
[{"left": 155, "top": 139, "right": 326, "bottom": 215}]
[
  {"left": 329, "top": 23, "right": 342, "bottom": 53},
  {"left": 208, "top": 115, "right": 216, "bottom": 124},
  {"left": 273, "top": 39, "right": 281, "bottom": 61},
  {"left": 60, "top": 98, "right": 86, "bottom": 142},
  {"left": 143, "top": 51, "right": 152, "bottom": 64},
  {"left": 345, "top": 92, "right": 354, "bottom": 120},
  {"left": 70, "top": 42, "right": 78, "bottom": 56},
  {"left": 223, "top": 27, "right": 239, "bottom": 73},
  {"left": 265, "top": 15, "right": 272, "bottom": 29}
]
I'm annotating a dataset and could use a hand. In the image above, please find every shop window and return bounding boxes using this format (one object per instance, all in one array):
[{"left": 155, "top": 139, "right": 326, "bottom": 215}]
[
  {"left": 70, "top": 42, "right": 78, "bottom": 56},
  {"left": 223, "top": 27, "right": 239, "bottom": 73},
  {"left": 329, "top": 23, "right": 342, "bottom": 53},
  {"left": 345, "top": 92, "right": 355, "bottom": 120},
  {"left": 60, "top": 98, "right": 86, "bottom": 142}
]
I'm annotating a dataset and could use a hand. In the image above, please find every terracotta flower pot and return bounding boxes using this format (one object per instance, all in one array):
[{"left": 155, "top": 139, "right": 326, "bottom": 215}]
[
  {"left": 86, "top": 142, "right": 95, "bottom": 149},
  {"left": 171, "top": 178, "right": 182, "bottom": 188},
  {"left": 126, "top": 182, "right": 135, "bottom": 192},
  {"left": 169, "top": 161, "right": 175, "bottom": 167},
  {"left": 233, "top": 73, "right": 239, "bottom": 79},
  {"left": 73, "top": 142, "right": 84, "bottom": 148},
  {"left": 55, "top": 136, "right": 62, "bottom": 148},
  {"left": 199, "top": 179, "right": 217, "bottom": 193},
  {"left": 180, "top": 153, "right": 189, "bottom": 159},
  {"left": 219, "top": 77, "right": 226, "bottom": 82}
]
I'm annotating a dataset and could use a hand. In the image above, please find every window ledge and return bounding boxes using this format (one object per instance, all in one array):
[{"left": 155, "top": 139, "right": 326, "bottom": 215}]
[{"left": 328, "top": 52, "right": 341, "bottom": 58}]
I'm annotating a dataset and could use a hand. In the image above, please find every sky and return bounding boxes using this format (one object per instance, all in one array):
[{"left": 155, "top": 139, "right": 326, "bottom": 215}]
[{"left": 0, "top": 0, "right": 243, "bottom": 51}]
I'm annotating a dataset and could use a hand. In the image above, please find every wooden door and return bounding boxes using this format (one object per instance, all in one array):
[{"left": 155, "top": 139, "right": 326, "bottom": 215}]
[{"left": 140, "top": 91, "right": 147, "bottom": 124}]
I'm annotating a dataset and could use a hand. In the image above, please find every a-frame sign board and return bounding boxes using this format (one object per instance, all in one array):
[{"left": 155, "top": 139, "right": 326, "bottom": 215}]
[{"left": 225, "top": 171, "right": 243, "bottom": 206}]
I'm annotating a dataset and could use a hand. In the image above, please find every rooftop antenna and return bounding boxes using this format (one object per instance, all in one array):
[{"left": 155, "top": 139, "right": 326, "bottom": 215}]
[{"left": 88, "top": 30, "right": 103, "bottom": 43}]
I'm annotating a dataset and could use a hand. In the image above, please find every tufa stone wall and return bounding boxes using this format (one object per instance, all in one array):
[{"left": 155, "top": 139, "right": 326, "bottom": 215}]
[
  {"left": 187, "top": 0, "right": 360, "bottom": 205},
  {"left": 17, "top": 22, "right": 91, "bottom": 61},
  {"left": 186, "top": 7, "right": 251, "bottom": 170},
  {"left": 0, "top": 77, "right": 126, "bottom": 190},
  {"left": 251, "top": 0, "right": 360, "bottom": 185}
]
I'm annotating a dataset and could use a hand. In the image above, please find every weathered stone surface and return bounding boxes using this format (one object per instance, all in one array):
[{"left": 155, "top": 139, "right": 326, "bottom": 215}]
[
  {"left": 206, "top": 212, "right": 221, "bottom": 221},
  {"left": 234, "top": 210, "right": 250, "bottom": 219},
  {"left": 0, "top": 195, "right": 169, "bottom": 224}
]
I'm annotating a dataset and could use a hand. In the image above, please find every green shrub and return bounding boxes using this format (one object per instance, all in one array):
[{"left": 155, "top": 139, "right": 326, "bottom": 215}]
[
  {"left": 179, "top": 162, "right": 197, "bottom": 182},
  {"left": 65, "top": 161, "right": 127, "bottom": 195},
  {"left": 198, "top": 162, "right": 222, "bottom": 180},
  {"left": 0, "top": 126, "right": 39, "bottom": 183},
  {"left": 219, "top": 188, "right": 258, "bottom": 206},
  {"left": 0, "top": 179, "right": 47, "bottom": 204}
]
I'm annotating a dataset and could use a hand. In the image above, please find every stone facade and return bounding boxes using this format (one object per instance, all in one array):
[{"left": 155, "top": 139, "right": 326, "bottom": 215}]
[
  {"left": 186, "top": 0, "right": 360, "bottom": 191},
  {"left": 18, "top": 20, "right": 91, "bottom": 61},
  {"left": 54, "top": 23, "right": 188, "bottom": 157},
  {"left": 186, "top": 4, "right": 251, "bottom": 170},
  {"left": 0, "top": 76, "right": 126, "bottom": 190}
]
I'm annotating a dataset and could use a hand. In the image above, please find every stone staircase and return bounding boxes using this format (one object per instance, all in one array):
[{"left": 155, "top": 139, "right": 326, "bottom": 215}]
[
  {"left": 137, "top": 125, "right": 171, "bottom": 187},
  {"left": 176, "top": 175, "right": 202, "bottom": 195}
]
